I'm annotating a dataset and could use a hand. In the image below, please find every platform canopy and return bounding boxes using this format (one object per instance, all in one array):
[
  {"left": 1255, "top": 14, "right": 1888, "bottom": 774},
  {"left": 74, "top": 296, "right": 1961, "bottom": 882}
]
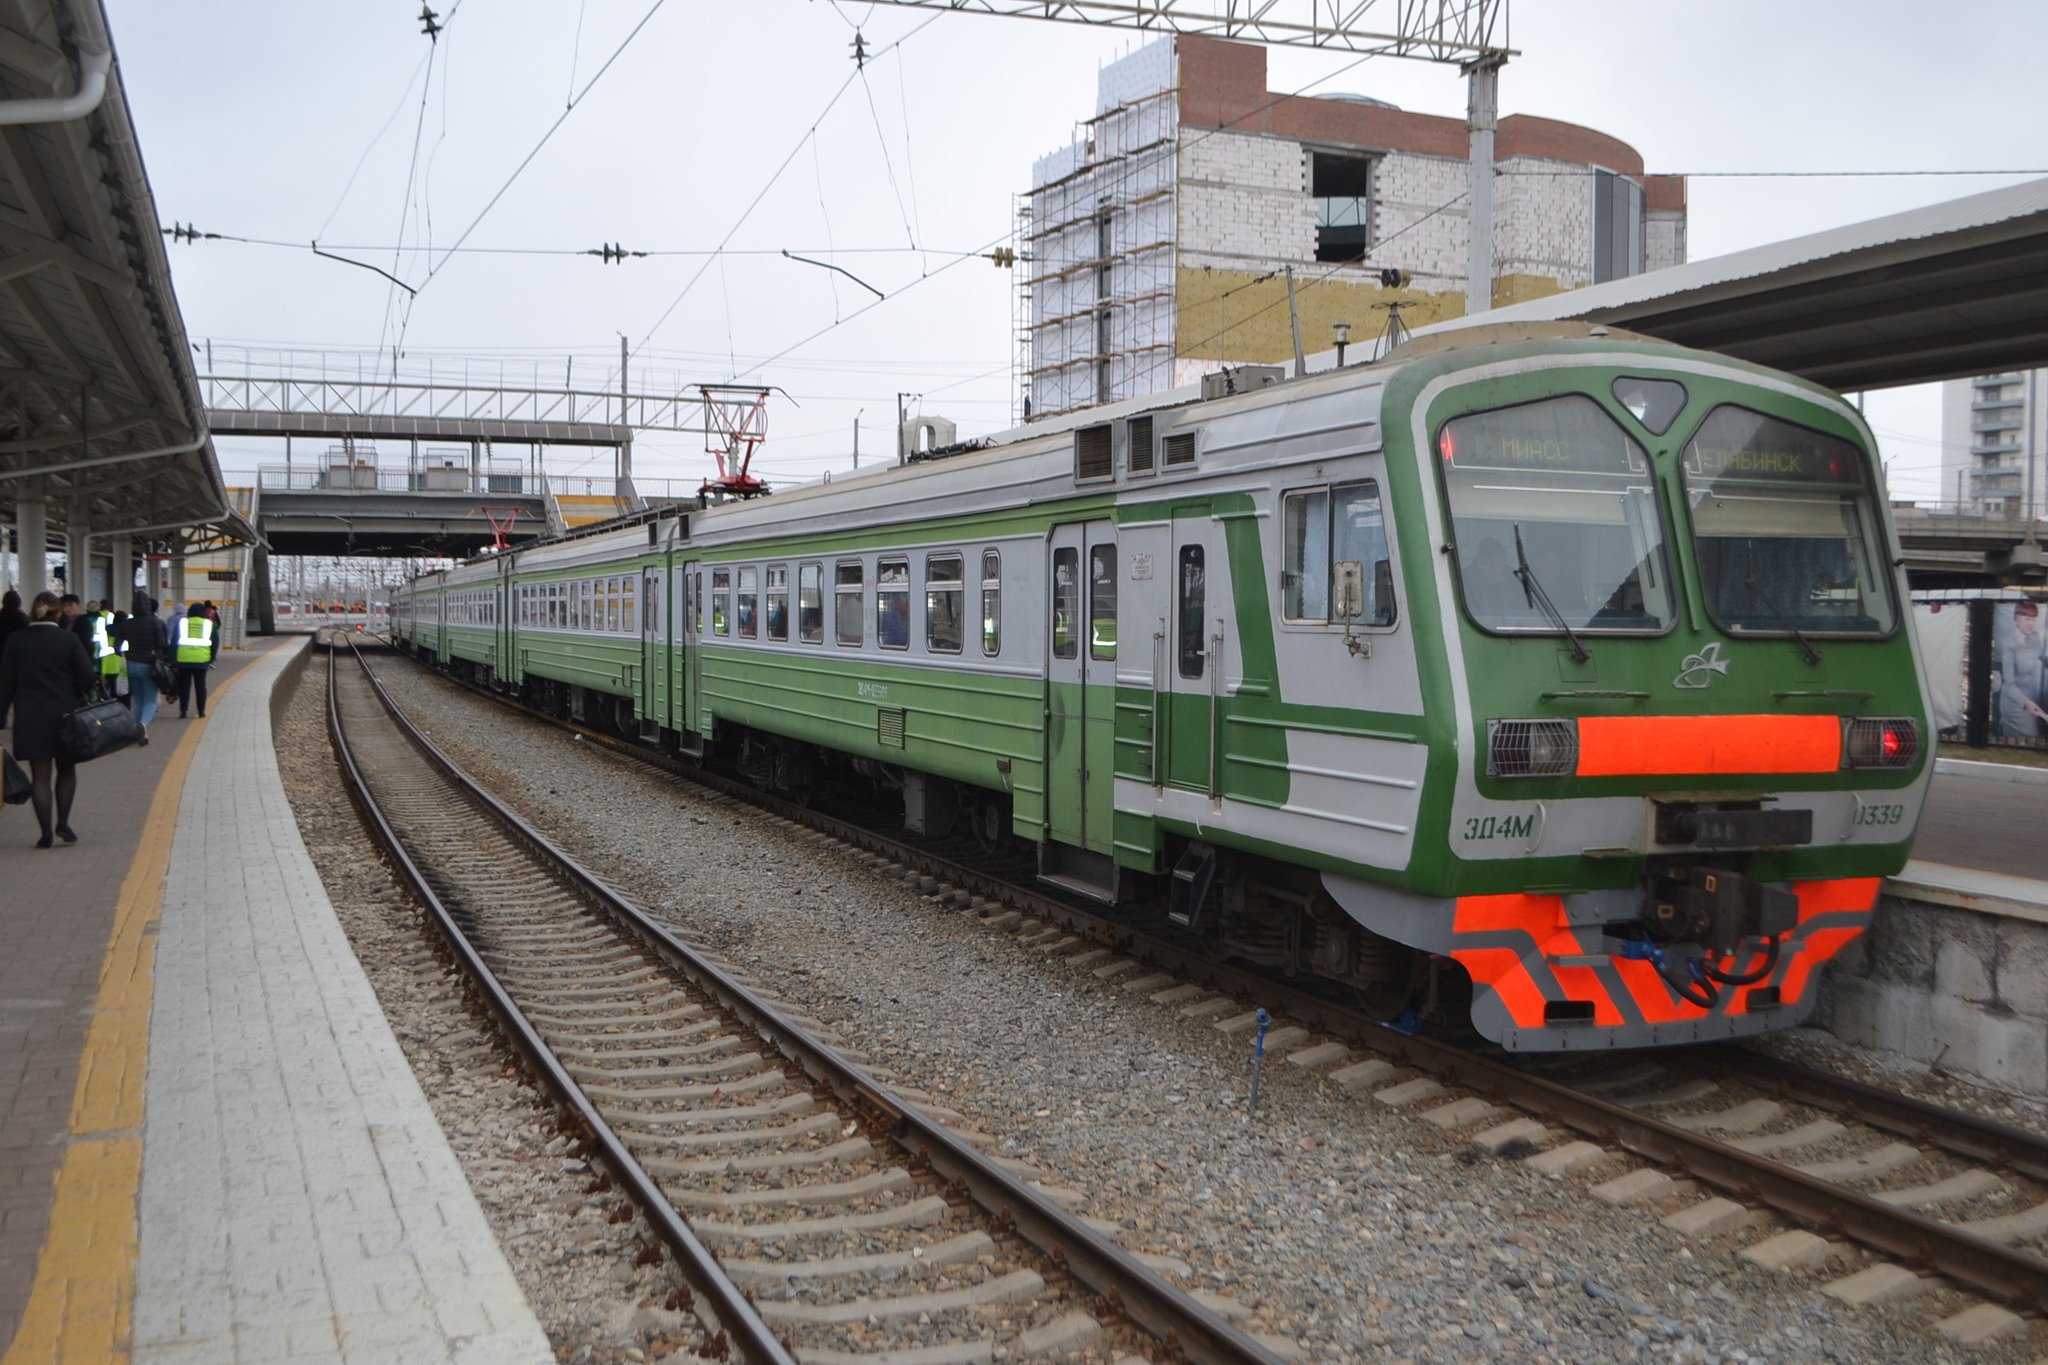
[
  {"left": 1442, "top": 177, "right": 2048, "bottom": 393},
  {"left": 0, "top": 0, "right": 250, "bottom": 554}
]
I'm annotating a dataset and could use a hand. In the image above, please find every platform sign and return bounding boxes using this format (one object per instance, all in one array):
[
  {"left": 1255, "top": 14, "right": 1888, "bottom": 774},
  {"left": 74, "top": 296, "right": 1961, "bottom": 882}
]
[{"left": 207, "top": 569, "right": 240, "bottom": 582}]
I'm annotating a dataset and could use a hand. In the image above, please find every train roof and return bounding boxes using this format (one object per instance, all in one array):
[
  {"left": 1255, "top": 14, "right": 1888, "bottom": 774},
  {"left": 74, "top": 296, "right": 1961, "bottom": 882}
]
[{"left": 419, "top": 322, "right": 1850, "bottom": 578}]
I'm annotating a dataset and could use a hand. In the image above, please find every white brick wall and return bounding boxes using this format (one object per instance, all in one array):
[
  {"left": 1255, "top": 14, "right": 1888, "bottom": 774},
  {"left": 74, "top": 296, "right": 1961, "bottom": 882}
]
[
  {"left": 1177, "top": 129, "right": 1315, "bottom": 269},
  {"left": 1372, "top": 152, "right": 1470, "bottom": 285},
  {"left": 1646, "top": 211, "right": 1686, "bottom": 273},
  {"left": 1495, "top": 156, "right": 1593, "bottom": 290}
]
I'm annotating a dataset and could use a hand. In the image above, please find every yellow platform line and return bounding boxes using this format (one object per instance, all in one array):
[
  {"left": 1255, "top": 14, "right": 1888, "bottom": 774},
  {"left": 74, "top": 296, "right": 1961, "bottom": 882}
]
[{"left": 3, "top": 667, "right": 254, "bottom": 1365}]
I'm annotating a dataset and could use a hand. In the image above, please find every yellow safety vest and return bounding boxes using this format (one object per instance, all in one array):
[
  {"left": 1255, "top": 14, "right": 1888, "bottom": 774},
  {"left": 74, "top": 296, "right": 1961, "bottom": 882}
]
[
  {"left": 90, "top": 613, "right": 114, "bottom": 660},
  {"left": 99, "top": 616, "right": 126, "bottom": 676},
  {"left": 174, "top": 615, "right": 215, "bottom": 665}
]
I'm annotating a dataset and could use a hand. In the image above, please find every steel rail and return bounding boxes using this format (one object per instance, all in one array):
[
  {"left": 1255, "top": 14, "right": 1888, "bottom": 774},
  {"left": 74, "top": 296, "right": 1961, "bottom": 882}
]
[
  {"left": 383, "top": 640, "right": 2048, "bottom": 1312},
  {"left": 326, "top": 642, "right": 798, "bottom": 1365},
  {"left": 336, "top": 640, "right": 1286, "bottom": 1365},
  {"left": 1711, "top": 1046, "right": 2048, "bottom": 1186},
  {"left": 1374, "top": 1038, "right": 2048, "bottom": 1311}
]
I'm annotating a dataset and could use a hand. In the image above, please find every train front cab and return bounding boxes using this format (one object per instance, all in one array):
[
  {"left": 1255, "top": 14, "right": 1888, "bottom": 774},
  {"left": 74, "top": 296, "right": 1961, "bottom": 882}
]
[{"left": 1348, "top": 345, "right": 1932, "bottom": 1051}]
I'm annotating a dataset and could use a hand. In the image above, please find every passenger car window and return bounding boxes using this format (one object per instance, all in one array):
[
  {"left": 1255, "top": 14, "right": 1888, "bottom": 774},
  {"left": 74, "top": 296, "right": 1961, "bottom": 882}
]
[
  {"left": 835, "top": 562, "right": 864, "bottom": 646},
  {"left": 981, "top": 550, "right": 1001, "bottom": 656},
  {"left": 736, "top": 565, "right": 758, "bottom": 639},
  {"left": 926, "top": 554, "right": 963, "bottom": 653},
  {"left": 877, "top": 558, "right": 909, "bottom": 649},
  {"left": 798, "top": 563, "right": 823, "bottom": 643},
  {"left": 765, "top": 564, "right": 789, "bottom": 641},
  {"left": 711, "top": 568, "right": 729, "bottom": 636}
]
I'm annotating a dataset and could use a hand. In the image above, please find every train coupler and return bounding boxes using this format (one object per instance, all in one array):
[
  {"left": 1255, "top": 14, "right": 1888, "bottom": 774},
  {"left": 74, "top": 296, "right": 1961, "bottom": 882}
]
[{"left": 1645, "top": 866, "right": 1798, "bottom": 953}]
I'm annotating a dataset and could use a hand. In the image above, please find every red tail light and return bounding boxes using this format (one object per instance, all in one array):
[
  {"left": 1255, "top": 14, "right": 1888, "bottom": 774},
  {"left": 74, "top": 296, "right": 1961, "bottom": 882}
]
[{"left": 1842, "top": 717, "right": 1919, "bottom": 769}]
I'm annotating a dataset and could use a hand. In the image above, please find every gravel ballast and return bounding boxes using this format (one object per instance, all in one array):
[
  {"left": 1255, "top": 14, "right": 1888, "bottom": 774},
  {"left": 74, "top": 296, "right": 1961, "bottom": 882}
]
[{"left": 284, "top": 648, "right": 2048, "bottom": 1364}]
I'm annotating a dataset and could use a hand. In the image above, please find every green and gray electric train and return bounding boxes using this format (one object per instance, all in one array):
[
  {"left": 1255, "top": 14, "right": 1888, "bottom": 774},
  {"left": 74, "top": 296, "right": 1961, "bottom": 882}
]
[{"left": 392, "top": 323, "right": 1932, "bottom": 1051}]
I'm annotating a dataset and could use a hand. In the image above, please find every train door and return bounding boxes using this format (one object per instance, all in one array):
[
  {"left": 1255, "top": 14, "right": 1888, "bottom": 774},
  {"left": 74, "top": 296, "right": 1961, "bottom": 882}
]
[
  {"left": 496, "top": 557, "right": 515, "bottom": 685},
  {"left": 680, "top": 559, "right": 705, "bottom": 748},
  {"left": 1045, "top": 520, "right": 1118, "bottom": 866},
  {"left": 1118, "top": 520, "right": 1171, "bottom": 787},
  {"left": 1164, "top": 510, "right": 1226, "bottom": 795},
  {"left": 640, "top": 565, "right": 664, "bottom": 740}
]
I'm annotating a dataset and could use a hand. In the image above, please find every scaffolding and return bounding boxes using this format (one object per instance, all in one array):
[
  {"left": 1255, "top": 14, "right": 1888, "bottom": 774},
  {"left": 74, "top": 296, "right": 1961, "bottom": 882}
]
[{"left": 1022, "top": 41, "right": 1180, "bottom": 420}]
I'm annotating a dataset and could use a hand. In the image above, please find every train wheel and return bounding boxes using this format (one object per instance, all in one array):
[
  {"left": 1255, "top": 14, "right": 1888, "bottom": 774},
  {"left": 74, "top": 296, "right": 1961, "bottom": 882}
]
[
  {"left": 1351, "top": 948, "right": 1425, "bottom": 1022},
  {"left": 967, "top": 796, "right": 1008, "bottom": 854}
]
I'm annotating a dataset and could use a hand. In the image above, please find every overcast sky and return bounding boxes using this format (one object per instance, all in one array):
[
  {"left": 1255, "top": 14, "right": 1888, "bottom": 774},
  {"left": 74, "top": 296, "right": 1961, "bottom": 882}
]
[{"left": 103, "top": 0, "right": 2048, "bottom": 505}]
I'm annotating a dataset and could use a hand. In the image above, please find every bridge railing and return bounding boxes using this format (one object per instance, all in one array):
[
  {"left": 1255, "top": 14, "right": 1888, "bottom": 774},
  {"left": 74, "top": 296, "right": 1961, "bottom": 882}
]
[
  {"left": 254, "top": 465, "right": 546, "bottom": 496},
  {"left": 1892, "top": 500, "right": 2048, "bottom": 538},
  {"left": 238, "top": 468, "right": 713, "bottom": 506},
  {"left": 202, "top": 365, "right": 698, "bottom": 433}
]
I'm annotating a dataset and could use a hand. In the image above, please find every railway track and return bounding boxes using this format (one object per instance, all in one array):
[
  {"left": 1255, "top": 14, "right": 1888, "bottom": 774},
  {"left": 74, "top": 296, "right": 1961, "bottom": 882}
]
[
  {"left": 370, "top": 637, "right": 2048, "bottom": 1336},
  {"left": 325, "top": 638, "right": 1289, "bottom": 1365}
]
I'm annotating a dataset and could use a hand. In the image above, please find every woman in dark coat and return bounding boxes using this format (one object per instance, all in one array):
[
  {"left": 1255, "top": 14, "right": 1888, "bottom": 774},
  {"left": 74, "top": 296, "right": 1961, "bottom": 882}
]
[{"left": 0, "top": 591, "right": 97, "bottom": 847}]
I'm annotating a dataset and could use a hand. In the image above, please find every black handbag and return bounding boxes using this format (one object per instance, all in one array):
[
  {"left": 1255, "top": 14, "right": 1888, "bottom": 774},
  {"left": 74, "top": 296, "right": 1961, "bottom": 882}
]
[
  {"left": 2, "top": 749, "right": 28, "bottom": 804},
  {"left": 152, "top": 657, "right": 176, "bottom": 692},
  {"left": 57, "top": 699, "right": 144, "bottom": 762}
]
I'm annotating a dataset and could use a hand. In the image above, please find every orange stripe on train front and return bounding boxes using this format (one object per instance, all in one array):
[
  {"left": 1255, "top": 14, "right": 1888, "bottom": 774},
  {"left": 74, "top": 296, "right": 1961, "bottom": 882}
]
[{"left": 1576, "top": 714, "right": 1841, "bottom": 777}]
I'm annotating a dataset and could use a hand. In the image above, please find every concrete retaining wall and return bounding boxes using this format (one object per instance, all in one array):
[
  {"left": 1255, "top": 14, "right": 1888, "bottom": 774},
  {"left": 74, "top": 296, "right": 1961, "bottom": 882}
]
[{"left": 1818, "top": 887, "right": 2048, "bottom": 1097}]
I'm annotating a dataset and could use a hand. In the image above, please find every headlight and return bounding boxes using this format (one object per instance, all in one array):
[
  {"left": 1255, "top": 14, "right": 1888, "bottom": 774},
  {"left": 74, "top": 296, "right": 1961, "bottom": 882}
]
[
  {"left": 1842, "top": 717, "right": 1919, "bottom": 769},
  {"left": 1487, "top": 718, "right": 1578, "bottom": 778}
]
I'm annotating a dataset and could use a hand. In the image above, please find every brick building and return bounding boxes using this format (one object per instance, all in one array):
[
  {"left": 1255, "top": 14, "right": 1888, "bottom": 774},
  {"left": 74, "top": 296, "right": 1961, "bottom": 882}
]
[{"left": 1024, "top": 35, "right": 1687, "bottom": 418}]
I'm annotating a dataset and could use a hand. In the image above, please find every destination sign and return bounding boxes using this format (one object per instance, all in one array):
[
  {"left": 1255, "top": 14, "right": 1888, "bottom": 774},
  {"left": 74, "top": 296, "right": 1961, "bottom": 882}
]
[
  {"left": 1439, "top": 395, "right": 1643, "bottom": 476},
  {"left": 1683, "top": 407, "right": 1863, "bottom": 485}
]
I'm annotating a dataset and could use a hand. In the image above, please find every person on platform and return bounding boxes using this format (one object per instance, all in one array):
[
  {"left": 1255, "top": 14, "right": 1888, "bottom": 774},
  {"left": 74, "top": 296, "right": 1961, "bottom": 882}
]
[
  {"left": 59, "top": 593, "right": 88, "bottom": 652},
  {"left": 0, "top": 589, "right": 25, "bottom": 727},
  {"left": 1997, "top": 600, "right": 2048, "bottom": 739},
  {"left": 171, "top": 600, "right": 218, "bottom": 719},
  {"left": 99, "top": 608, "right": 127, "bottom": 702},
  {"left": 0, "top": 591, "right": 97, "bottom": 847},
  {"left": 0, "top": 589, "right": 24, "bottom": 654},
  {"left": 114, "top": 596, "right": 167, "bottom": 744}
]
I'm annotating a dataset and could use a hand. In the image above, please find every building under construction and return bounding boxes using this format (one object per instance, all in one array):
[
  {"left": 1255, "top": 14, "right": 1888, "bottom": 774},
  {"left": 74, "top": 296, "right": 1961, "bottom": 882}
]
[{"left": 1022, "top": 35, "right": 1687, "bottom": 419}]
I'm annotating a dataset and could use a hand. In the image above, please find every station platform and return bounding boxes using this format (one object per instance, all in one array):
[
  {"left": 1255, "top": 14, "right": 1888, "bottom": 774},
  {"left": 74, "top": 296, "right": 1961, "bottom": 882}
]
[{"left": 0, "top": 636, "right": 551, "bottom": 1364}]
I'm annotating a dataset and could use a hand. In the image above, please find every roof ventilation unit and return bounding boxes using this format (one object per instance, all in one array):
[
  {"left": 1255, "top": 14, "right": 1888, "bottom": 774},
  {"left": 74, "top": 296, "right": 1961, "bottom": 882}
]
[
  {"left": 1201, "top": 365, "right": 1285, "bottom": 400},
  {"left": 1127, "top": 415, "right": 1155, "bottom": 475},
  {"left": 1075, "top": 424, "right": 1113, "bottom": 481}
]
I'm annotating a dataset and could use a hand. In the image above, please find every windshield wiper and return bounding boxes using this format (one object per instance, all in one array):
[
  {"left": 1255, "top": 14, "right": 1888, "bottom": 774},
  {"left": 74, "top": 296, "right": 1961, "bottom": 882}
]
[
  {"left": 1743, "top": 541, "right": 1822, "bottom": 665},
  {"left": 1513, "top": 524, "right": 1590, "bottom": 662}
]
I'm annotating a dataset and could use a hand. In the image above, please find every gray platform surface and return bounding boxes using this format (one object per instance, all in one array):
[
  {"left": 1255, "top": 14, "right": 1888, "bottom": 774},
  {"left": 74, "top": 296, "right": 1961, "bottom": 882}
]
[{"left": 134, "top": 639, "right": 552, "bottom": 1363}]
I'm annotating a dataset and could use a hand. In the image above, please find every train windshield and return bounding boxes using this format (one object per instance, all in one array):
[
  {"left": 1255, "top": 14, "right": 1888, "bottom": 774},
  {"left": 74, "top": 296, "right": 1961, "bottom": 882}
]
[
  {"left": 1681, "top": 405, "right": 1897, "bottom": 637},
  {"left": 1438, "top": 394, "right": 1676, "bottom": 635}
]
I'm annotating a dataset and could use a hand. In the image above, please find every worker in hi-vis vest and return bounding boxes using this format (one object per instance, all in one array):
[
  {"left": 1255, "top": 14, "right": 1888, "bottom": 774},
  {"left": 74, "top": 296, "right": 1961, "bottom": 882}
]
[
  {"left": 97, "top": 608, "right": 127, "bottom": 700},
  {"left": 89, "top": 607, "right": 118, "bottom": 699},
  {"left": 172, "top": 602, "right": 219, "bottom": 719}
]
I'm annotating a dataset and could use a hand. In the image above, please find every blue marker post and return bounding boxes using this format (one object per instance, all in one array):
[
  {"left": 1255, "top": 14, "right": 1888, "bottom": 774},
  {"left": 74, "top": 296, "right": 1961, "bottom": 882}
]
[{"left": 1247, "top": 1008, "right": 1273, "bottom": 1120}]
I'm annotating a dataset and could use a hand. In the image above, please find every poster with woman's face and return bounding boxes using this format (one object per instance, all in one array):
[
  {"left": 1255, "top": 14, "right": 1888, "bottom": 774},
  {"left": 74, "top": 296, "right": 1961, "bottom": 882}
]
[{"left": 1992, "top": 601, "right": 2048, "bottom": 740}]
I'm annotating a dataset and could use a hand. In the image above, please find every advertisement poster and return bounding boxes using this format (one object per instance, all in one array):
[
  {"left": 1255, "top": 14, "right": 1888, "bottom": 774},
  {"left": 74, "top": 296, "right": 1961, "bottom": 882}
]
[
  {"left": 1992, "top": 600, "right": 2048, "bottom": 741},
  {"left": 1911, "top": 602, "right": 1966, "bottom": 735}
]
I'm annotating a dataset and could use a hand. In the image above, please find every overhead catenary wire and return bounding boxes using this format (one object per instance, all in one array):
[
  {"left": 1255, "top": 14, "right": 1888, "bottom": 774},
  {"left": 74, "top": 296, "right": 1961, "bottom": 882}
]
[
  {"left": 422, "top": 0, "right": 671, "bottom": 288},
  {"left": 725, "top": 31, "right": 1396, "bottom": 396},
  {"left": 623, "top": 13, "right": 943, "bottom": 375},
  {"left": 169, "top": 230, "right": 989, "bottom": 259},
  {"left": 377, "top": 23, "right": 443, "bottom": 378}
]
